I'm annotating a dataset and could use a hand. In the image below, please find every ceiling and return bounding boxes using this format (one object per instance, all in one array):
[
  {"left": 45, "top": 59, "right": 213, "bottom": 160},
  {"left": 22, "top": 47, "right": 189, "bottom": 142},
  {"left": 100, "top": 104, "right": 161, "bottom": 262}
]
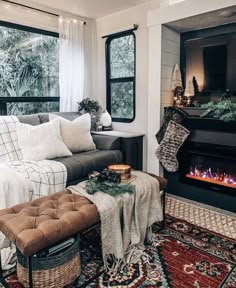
[
  {"left": 166, "top": 5, "right": 236, "bottom": 33},
  {"left": 25, "top": 0, "right": 154, "bottom": 19}
]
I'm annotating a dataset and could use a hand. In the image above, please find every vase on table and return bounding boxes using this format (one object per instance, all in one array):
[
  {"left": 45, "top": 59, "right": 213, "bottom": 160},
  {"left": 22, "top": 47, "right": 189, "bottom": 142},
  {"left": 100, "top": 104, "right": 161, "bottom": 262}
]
[{"left": 100, "top": 110, "right": 112, "bottom": 130}]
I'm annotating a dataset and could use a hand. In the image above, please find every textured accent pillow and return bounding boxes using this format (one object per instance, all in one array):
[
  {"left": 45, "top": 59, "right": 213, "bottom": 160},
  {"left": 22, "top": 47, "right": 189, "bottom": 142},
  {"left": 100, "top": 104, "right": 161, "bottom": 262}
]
[
  {"left": 16, "top": 119, "right": 72, "bottom": 161},
  {"left": 49, "top": 113, "right": 96, "bottom": 153}
]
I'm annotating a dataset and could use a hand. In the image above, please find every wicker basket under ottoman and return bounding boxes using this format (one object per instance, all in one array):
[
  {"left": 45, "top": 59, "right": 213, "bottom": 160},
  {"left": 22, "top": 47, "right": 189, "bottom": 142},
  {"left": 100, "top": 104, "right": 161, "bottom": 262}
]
[{"left": 17, "top": 234, "right": 81, "bottom": 288}]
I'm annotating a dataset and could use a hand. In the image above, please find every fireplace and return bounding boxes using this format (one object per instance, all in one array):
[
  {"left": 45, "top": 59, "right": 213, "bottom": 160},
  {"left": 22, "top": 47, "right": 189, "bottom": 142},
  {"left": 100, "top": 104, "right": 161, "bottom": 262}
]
[
  {"left": 179, "top": 143, "right": 236, "bottom": 196},
  {"left": 164, "top": 112, "right": 236, "bottom": 212}
]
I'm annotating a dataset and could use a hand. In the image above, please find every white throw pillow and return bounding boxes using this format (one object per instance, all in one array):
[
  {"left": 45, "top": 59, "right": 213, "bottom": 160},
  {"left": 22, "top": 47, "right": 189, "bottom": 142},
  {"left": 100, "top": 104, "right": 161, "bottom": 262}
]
[
  {"left": 16, "top": 119, "right": 72, "bottom": 161},
  {"left": 49, "top": 113, "right": 96, "bottom": 153}
]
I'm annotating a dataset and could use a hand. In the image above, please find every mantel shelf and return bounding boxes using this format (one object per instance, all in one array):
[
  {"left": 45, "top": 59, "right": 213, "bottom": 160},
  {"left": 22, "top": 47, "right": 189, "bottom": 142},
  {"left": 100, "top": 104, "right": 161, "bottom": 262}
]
[{"left": 182, "top": 113, "right": 236, "bottom": 134}]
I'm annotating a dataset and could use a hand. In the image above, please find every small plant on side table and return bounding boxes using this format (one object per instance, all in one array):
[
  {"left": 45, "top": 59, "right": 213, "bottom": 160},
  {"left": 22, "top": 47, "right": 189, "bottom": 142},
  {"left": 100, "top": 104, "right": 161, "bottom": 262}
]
[{"left": 78, "top": 98, "right": 102, "bottom": 130}]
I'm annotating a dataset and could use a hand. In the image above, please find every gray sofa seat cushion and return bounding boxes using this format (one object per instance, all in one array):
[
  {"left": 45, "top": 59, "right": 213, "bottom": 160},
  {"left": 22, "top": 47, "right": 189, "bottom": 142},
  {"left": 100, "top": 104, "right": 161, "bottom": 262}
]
[
  {"left": 54, "top": 149, "right": 123, "bottom": 184},
  {"left": 92, "top": 135, "right": 120, "bottom": 150}
]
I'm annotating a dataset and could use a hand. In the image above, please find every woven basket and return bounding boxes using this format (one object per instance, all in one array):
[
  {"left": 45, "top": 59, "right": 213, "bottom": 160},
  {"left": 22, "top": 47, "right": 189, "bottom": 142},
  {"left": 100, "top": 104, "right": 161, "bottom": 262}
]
[{"left": 17, "top": 235, "right": 81, "bottom": 288}]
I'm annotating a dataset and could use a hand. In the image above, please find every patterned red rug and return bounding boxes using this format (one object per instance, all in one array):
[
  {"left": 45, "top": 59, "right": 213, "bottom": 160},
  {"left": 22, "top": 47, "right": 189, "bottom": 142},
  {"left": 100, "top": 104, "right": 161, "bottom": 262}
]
[{"left": 5, "top": 215, "right": 236, "bottom": 288}]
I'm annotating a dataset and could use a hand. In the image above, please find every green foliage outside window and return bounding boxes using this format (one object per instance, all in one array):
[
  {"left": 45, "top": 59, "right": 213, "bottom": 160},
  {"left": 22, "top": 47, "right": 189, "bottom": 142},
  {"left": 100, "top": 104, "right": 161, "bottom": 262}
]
[
  {"left": 0, "top": 23, "right": 59, "bottom": 115},
  {"left": 110, "top": 35, "right": 134, "bottom": 79},
  {"left": 106, "top": 32, "right": 135, "bottom": 122}
]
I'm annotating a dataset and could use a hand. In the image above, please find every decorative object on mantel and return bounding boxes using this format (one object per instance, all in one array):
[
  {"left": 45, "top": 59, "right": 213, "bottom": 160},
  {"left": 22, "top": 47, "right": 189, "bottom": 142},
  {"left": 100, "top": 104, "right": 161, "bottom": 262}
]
[
  {"left": 200, "top": 98, "right": 236, "bottom": 122},
  {"left": 192, "top": 76, "right": 200, "bottom": 107},
  {"left": 100, "top": 110, "right": 112, "bottom": 131},
  {"left": 171, "top": 64, "right": 182, "bottom": 91},
  {"left": 171, "top": 64, "right": 184, "bottom": 106},
  {"left": 156, "top": 120, "right": 190, "bottom": 172},
  {"left": 184, "top": 79, "right": 195, "bottom": 107},
  {"left": 192, "top": 76, "right": 199, "bottom": 96},
  {"left": 156, "top": 106, "right": 188, "bottom": 144},
  {"left": 174, "top": 86, "right": 185, "bottom": 107}
]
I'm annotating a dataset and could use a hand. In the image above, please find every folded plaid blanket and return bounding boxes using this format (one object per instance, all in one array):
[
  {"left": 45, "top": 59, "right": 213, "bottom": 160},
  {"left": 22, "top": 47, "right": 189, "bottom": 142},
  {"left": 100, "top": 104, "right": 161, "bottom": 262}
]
[
  {"left": 0, "top": 116, "right": 22, "bottom": 162},
  {"left": 0, "top": 159, "right": 67, "bottom": 270}
]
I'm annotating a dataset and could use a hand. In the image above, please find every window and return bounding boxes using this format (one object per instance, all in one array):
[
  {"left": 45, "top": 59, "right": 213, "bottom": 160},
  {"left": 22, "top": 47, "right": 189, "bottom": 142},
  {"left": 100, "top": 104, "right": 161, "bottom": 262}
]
[
  {"left": 0, "top": 21, "right": 59, "bottom": 115},
  {"left": 106, "top": 32, "right": 135, "bottom": 122}
]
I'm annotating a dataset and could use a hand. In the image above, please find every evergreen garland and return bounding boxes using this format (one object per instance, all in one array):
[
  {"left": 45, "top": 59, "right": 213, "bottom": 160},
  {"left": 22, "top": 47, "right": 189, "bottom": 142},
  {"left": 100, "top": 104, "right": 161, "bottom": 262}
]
[
  {"left": 86, "top": 178, "right": 135, "bottom": 196},
  {"left": 200, "top": 99, "right": 236, "bottom": 122}
]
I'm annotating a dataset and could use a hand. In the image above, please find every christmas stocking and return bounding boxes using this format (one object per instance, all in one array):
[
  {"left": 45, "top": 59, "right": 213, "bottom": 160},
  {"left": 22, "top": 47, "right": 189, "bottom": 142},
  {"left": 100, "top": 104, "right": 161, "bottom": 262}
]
[
  {"left": 156, "top": 106, "right": 188, "bottom": 144},
  {"left": 156, "top": 120, "right": 190, "bottom": 172}
]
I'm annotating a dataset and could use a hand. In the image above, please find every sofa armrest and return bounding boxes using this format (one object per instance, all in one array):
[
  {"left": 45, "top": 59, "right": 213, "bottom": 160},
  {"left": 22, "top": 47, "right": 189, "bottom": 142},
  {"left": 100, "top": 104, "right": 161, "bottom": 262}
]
[{"left": 92, "top": 135, "right": 121, "bottom": 150}]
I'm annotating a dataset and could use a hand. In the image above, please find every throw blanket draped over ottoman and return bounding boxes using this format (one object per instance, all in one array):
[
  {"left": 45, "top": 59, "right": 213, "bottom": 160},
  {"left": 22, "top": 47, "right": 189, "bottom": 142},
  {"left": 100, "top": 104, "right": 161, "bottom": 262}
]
[
  {"left": 0, "top": 171, "right": 166, "bottom": 287},
  {"left": 68, "top": 170, "right": 163, "bottom": 270}
]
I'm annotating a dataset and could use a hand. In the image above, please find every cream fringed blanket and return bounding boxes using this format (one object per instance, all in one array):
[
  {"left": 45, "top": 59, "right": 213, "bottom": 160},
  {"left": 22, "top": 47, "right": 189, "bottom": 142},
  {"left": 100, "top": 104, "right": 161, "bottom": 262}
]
[{"left": 68, "top": 171, "right": 163, "bottom": 270}]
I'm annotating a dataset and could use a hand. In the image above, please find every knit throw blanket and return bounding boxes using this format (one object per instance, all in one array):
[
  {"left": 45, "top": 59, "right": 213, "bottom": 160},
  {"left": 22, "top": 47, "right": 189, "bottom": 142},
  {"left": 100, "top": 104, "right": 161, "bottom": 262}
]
[
  {"left": 0, "top": 160, "right": 67, "bottom": 270},
  {"left": 68, "top": 171, "right": 163, "bottom": 270}
]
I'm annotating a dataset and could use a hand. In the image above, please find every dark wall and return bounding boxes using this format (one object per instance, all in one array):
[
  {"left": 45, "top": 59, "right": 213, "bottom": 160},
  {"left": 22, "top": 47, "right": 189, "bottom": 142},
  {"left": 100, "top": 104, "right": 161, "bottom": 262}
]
[
  {"left": 180, "top": 22, "right": 236, "bottom": 101},
  {"left": 185, "top": 34, "right": 236, "bottom": 92}
]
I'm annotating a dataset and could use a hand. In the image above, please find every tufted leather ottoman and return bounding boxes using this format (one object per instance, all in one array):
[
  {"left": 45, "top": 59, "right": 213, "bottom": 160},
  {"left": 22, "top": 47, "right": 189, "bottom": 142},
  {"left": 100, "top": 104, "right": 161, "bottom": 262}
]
[
  {"left": 0, "top": 173, "right": 167, "bottom": 288},
  {"left": 0, "top": 190, "right": 100, "bottom": 288}
]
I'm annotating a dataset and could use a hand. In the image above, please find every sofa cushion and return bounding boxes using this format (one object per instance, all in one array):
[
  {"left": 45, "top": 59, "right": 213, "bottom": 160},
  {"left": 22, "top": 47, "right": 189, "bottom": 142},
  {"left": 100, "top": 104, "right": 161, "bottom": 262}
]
[
  {"left": 49, "top": 113, "right": 96, "bottom": 153},
  {"left": 17, "top": 114, "right": 40, "bottom": 126},
  {"left": 38, "top": 112, "right": 81, "bottom": 124},
  {"left": 54, "top": 149, "right": 123, "bottom": 184},
  {"left": 16, "top": 119, "right": 72, "bottom": 161}
]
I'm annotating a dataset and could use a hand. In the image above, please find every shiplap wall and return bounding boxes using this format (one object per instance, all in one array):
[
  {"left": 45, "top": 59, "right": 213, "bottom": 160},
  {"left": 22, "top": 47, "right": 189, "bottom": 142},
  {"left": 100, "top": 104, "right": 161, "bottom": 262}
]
[{"left": 161, "top": 25, "right": 180, "bottom": 118}]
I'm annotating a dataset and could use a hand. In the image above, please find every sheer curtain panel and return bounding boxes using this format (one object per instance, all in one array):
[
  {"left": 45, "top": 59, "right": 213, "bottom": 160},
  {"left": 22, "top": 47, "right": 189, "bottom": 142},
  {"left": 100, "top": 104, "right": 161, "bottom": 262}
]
[{"left": 59, "top": 16, "right": 84, "bottom": 112}]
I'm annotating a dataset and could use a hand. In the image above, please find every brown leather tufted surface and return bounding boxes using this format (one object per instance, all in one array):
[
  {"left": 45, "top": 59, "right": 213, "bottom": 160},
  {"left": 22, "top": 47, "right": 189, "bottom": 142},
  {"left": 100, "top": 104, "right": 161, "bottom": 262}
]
[
  {"left": 0, "top": 190, "right": 99, "bottom": 257},
  {"left": 0, "top": 174, "right": 167, "bottom": 257}
]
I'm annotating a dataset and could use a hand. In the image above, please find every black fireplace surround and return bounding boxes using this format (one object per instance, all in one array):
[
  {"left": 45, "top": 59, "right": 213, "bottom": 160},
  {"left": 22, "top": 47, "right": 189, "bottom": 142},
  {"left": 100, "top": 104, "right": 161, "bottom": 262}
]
[
  {"left": 179, "top": 142, "right": 236, "bottom": 196},
  {"left": 164, "top": 109, "right": 236, "bottom": 213}
]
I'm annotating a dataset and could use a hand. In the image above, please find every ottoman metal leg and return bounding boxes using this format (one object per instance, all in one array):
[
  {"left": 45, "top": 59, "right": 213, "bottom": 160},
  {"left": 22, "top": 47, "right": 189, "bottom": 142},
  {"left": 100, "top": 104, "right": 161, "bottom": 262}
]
[
  {"left": 161, "top": 188, "right": 166, "bottom": 229},
  {"left": 27, "top": 256, "right": 33, "bottom": 288}
]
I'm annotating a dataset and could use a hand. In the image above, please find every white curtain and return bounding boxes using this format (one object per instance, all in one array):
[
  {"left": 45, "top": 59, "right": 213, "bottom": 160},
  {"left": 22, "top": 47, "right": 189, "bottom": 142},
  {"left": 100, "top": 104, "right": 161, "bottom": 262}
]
[{"left": 59, "top": 16, "right": 84, "bottom": 112}]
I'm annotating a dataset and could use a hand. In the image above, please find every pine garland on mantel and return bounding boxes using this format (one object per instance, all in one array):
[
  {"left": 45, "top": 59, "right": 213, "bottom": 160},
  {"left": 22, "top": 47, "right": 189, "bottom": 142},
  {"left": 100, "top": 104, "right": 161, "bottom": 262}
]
[{"left": 200, "top": 99, "right": 236, "bottom": 122}]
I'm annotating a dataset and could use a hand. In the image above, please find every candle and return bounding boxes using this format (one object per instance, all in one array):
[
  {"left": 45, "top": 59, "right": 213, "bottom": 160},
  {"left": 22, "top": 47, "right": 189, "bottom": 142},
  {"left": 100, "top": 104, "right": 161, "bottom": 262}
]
[{"left": 108, "top": 164, "right": 131, "bottom": 180}]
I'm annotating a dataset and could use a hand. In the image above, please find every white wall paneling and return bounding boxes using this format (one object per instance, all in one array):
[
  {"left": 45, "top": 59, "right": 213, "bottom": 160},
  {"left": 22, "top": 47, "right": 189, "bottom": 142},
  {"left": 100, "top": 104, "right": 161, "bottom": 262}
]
[
  {"left": 95, "top": 1, "right": 161, "bottom": 171},
  {"left": 147, "top": 0, "right": 236, "bottom": 174}
]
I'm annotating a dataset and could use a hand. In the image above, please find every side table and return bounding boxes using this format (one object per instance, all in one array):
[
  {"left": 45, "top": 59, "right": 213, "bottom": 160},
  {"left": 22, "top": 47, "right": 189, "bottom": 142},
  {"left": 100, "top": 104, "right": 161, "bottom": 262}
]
[{"left": 92, "top": 131, "right": 145, "bottom": 170}]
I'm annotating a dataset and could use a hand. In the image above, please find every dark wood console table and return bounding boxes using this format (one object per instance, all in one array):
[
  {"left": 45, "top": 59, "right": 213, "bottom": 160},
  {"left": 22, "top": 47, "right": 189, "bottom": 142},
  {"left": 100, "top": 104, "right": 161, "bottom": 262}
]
[{"left": 92, "top": 131, "right": 144, "bottom": 170}]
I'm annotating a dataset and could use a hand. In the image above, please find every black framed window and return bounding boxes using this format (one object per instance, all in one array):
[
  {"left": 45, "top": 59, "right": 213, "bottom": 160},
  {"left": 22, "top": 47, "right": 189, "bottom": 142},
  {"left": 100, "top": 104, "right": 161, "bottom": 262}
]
[
  {"left": 0, "top": 21, "right": 59, "bottom": 115},
  {"left": 106, "top": 32, "right": 136, "bottom": 122}
]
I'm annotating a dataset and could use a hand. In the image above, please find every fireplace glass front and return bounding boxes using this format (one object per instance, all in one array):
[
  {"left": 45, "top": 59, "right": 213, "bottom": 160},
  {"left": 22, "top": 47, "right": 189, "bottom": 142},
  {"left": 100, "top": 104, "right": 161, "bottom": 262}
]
[{"left": 180, "top": 144, "right": 236, "bottom": 195}]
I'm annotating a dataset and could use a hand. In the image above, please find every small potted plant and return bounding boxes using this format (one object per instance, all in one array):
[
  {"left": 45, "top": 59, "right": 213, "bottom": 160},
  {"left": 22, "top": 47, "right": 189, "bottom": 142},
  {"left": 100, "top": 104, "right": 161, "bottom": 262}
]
[
  {"left": 78, "top": 98, "right": 102, "bottom": 130},
  {"left": 78, "top": 97, "right": 100, "bottom": 114}
]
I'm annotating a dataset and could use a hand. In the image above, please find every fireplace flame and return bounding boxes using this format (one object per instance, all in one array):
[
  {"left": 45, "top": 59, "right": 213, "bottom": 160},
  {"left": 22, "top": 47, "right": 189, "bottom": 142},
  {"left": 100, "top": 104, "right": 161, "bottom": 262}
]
[{"left": 186, "top": 166, "right": 236, "bottom": 189}]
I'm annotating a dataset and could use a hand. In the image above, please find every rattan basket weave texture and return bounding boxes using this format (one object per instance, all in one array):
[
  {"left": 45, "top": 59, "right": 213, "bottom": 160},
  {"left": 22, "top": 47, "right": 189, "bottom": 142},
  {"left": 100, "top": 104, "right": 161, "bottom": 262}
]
[{"left": 17, "top": 235, "right": 81, "bottom": 288}]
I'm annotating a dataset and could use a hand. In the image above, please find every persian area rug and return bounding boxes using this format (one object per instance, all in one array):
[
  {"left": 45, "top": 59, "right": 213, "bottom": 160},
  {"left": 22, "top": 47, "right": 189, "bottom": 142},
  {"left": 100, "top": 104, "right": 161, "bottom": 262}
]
[{"left": 5, "top": 214, "right": 236, "bottom": 288}]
